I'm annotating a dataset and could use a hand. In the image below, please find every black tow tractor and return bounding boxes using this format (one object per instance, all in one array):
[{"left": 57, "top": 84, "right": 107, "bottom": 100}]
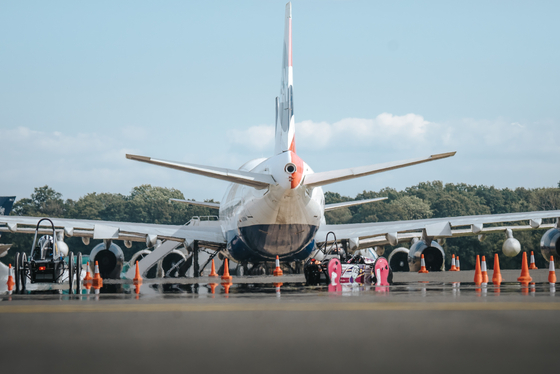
[{"left": 14, "top": 218, "right": 82, "bottom": 294}]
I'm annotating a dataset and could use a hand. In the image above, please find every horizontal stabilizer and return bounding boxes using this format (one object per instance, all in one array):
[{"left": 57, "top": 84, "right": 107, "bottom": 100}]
[
  {"left": 169, "top": 198, "right": 220, "bottom": 209},
  {"left": 324, "top": 197, "right": 388, "bottom": 212},
  {"left": 126, "top": 154, "right": 275, "bottom": 189},
  {"left": 304, "top": 152, "right": 456, "bottom": 188}
]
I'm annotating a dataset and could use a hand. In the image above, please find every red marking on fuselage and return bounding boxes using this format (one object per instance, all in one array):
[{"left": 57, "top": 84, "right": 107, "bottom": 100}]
[
  {"left": 289, "top": 137, "right": 296, "bottom": 153},
  {"left": 290, "top": 151, "right": 304, "bottom": 189}
]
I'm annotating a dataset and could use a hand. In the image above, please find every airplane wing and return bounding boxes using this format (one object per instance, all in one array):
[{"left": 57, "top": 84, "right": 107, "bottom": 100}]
[
  {"left": 318, "top": 210, "right": 560, "bottom": 249},
  {"left": 126, "top": 154, "right": 275, "bottom": 189},
  {"left": 324, "top": 197, "right": 388, "bottom": 212},
  {"left": 0, "top": 216, "right": 225, "bottom": 248}
]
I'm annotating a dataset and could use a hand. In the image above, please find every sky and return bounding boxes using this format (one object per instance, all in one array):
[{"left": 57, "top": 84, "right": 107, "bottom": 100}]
[{"left": 1, "top": 0, "right": 559, "bottom": 203}]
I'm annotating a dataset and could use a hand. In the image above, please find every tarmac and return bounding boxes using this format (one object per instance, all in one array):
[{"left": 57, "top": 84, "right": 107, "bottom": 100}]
[{"left": 1, "top": 269, "right": 560, "bottom": 374}]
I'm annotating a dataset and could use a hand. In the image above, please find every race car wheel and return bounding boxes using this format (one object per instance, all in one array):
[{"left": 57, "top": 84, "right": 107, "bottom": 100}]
[
  {"left": 76, "top": 252, "right": 82, "bottom": 294},
  {"left": 68, "top": 252, "right": 74, "bottom": 295},
  {"left": 14, "top": 252, "right": 21, "bottom": 293},
  {"left": 20, "top": 253, "right": 27, "bottom": 292}
]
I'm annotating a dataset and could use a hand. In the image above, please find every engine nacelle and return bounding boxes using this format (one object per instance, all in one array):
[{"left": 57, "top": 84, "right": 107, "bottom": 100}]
[
  {"left": 161, "top": 249, "right": 189, "bottom": 278},
  {"left": 541, "top": 228, "right": 560, "bottom": 264},
  {"left": 502, "top": 228, "right": 521, "bottom": 257},
  {"left": 408, "top": 240, "right": 445, "bottom": 272},
  {"left": 388, "top": 247, "right": 410, "bottom": 272},
  {"left": 89, "top": 242, "right": 124, "bottom": 279}
]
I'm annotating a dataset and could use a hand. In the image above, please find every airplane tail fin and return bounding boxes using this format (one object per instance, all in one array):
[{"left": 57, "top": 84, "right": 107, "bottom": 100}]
[
  {"left": 0, "top": 196, "right": 15, "bottom": 216},
  {"left": 275, "top": 2, "right": 295, "bottom": 155}
]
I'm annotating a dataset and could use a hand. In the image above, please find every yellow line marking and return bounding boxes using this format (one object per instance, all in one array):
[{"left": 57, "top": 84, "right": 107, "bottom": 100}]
[{"left": 1, "top": 302, "right": 560, "bottom": 314}]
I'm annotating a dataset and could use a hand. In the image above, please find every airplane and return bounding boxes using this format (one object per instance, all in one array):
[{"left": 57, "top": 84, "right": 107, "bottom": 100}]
[{"left": 1, "top": 3, "right": 560, "bottom": 281}]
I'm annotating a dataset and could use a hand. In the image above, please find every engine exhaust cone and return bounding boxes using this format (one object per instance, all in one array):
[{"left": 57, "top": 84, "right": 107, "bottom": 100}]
[
  {"left": 273, "top": 255, "right": 283, "bottom": 276},
  {"left": 474, "top": 255, "right": 482, "bottom": 285},
  {"left": 529, "top": 251, "right": 538, "bottom": 270},
  {"left": 517, "top": 252, "right": 532, "bottom": 284},
  {"left": 492, "top": 253, "right": 502, "bottom": 286},
  {"left": 418, "top": 254, "right": 429, "bottom": 273}
]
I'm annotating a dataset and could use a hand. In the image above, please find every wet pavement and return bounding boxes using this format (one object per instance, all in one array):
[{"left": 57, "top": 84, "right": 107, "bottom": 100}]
[{"left": 1, "top": 270, "right": 560, "bottom": 373}]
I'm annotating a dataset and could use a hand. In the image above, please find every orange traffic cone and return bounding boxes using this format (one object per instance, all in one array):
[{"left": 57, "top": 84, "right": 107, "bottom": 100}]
[
  {"left": 529, "top": 251, "right": 538, "bottom": 270},
  {"left": 133, "top": 261, "right": 143, "bottom": 286},
  {"left": 474, "top": 255, "right": 482, "bottom": 285},
  {"left": 548, "top": 256, "right": 557, "bottom": 284},
  {"left": 209, "top": 259, "right": 218, "bottom": 277},
  {"left": 7, "top": 264, "right": 15, "bottom": 293},
  {"left": 83, "top": 262, "right": 93, "bottom": 290},
  {"left": 418, "top": 254, "right": 429, "bottom": 273},
  {"left": 221, "top": 258, "right": 232, "bottom": 282},
  {"left": 517, "top": 252, "right": 532, "bottom": 283},
  {"left": 92, "top": 261, "right": 103, "bottom": 289},
  {"left": 456, "top": 256, "right": 460, "bottom": 271},
  {"left": 273, "top": 255, "right": 283, "bottom": 276},
  {"left": 449, "top": 254, "right": 457, "bottom": 271},
  {"left": 481, "top": 256, "right": 489, "bottom": 283},
  {"left": 492, "top": 253, "right": 502, "bottom": 286}
]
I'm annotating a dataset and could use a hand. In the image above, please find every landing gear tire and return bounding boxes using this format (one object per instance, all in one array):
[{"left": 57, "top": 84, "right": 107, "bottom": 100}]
[
  {"left": 236, "top": 263, "right": 245, "bottom": 276},
  {"left": 295, "top": 261, "right": 304, "bottom": 274},
  {"left": 20, "top": 253, "right": 27, "bottom": 292},
  {"left": 76, "top": 252, "right": 82, "bottom": 294},
  {"left": 15, "top": 252, "right": 21, "bottom": 293},
  {"left": 68, "top": 252, "right": 74, "bottom": 295}
]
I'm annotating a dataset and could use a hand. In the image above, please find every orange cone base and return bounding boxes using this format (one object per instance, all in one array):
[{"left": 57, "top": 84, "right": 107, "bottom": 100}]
[
  {"left": 529, "top": 264, "right": 538, "bottom": 270},
  {"left": 273, "top": 268, "right": 284, "bottom": 276},
  {"left": 418, "top": 268, "right": 429, "bottom": 274}
]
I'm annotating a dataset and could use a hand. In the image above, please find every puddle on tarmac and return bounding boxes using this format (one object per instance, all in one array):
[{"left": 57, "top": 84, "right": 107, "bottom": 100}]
[{"left": 2, "top": 280, "right": 559, "bottom": 301}]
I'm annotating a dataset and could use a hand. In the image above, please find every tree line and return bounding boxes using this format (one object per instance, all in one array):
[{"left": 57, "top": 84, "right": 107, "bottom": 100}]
[{"left": 1, "top": 182, "right": 559, "bottom": 270}]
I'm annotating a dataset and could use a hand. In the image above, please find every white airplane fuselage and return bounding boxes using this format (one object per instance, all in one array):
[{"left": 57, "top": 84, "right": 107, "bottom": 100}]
[{"left": 219, "top": 151, "right": 325, "bottom": 262}]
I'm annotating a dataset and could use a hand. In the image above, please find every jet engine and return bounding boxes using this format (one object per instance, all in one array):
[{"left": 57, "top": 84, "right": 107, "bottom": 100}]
[
  {"left": 89, "top": 242, "right": 125, "bottom": 279},
  {"left": 408, "top": 240, "right": 445, "bottom": 272},
  {"left": 541, "top": 228, "right": 560, "bottom": 263},
  {"left": 388, "top": 247, "right": 410, "bottom": 272},
  {"left": 161, "top": 249, "right": 189, "bottom": 278}
]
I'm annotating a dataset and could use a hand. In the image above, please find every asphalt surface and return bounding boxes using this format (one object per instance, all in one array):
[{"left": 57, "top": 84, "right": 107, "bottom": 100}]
[{"left": 1, "top": 270, "right": 560, "bottom": 374}]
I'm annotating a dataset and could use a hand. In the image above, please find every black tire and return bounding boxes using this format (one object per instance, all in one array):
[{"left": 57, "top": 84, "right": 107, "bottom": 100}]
[
  {"left": 68, "top": 252, "right": 74, "bottom": 294},
  {"left": 76, "top": 252, "right": 82, "bottom": 294},
  {"left": 14, "top": 252, "right": 21, "bottom": 293},
  {"left": 20, "top": 253, "right": 27, "bottom": 292}
]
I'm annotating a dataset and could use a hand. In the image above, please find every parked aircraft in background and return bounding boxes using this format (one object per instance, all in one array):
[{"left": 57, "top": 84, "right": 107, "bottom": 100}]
[{"left": 1, "top": 3, "right": 559, "bottom": 279}]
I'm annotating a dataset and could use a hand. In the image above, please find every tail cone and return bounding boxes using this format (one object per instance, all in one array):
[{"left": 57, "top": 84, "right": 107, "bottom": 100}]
[
  {"left": 273, "top": 255, "right": 283, "bottom": 276},
  {"left": 474, "top": 255, "right": 482, "bottom": 285},
  {"left": 549, "top": 256, "right": 557, "bottom": 284},
  {"left": 529, "top": 251, "right": 538, "bottom": 270},
  {"left": 517, "top": 252, "right": 532, "bottom": 283},
  {"left": 418, "top": 254, "right": 429, "bottom": 273},
  {"left": 492, "top": 253, "right": 502, "bottom": 286}
]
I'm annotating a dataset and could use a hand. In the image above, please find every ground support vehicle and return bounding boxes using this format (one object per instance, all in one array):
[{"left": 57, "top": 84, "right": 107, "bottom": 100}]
[
  {"left": 14, "top": 218, "right": 82, "bottom": 294},
  {"left": 304, "top": 233, "right": 393, "bottom": 287}
]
